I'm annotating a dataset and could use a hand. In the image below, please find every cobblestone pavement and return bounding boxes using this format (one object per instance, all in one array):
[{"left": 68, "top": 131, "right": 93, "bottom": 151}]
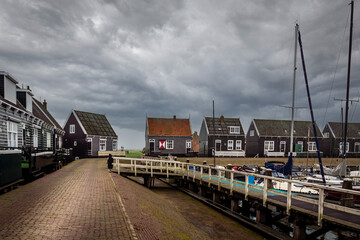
[{"left": 0, "top": 158, "right": 136, "bottom": 240}]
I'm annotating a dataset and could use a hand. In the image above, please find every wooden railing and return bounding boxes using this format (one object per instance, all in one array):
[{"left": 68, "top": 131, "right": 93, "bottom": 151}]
[{"left": 113, "top": 157, "right": 360, "bottom": 227}]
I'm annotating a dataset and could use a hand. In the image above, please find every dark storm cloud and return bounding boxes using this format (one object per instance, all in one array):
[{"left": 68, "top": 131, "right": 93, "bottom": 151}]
[{"left": 0, "top": 0, "right": 359, "bottom": 148}]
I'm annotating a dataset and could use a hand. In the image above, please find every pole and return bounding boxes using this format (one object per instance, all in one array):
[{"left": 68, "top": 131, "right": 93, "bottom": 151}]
[
  {"left": 290, "top": 24, "right": 299, "bottom": 154},
  {"left": 298, "top": 27, "right": 326, "bottom": 184},
  {"left": 343, "top": 0, "right": 354, "bottom": 162},
  {"left": 213, "top": 100, "right": 216, "bottom": 167}
]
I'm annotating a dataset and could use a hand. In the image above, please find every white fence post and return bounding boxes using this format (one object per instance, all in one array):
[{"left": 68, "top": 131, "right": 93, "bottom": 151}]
[
  {"left": 134, "top": 160, "right": 137, "bottom": 176},
  {"left": 245, "top": 175, "right": 249, "bottom": 201},
  {"left": 218, "top": 170, "right": 221, "bottom": 191},
  {"left": 263, "top": 178, "right": 268, "bottom": 206},
  {"left": 193, "top": 165, "right": 196, "bottom": 182},
  {"left": 286, "top": 181, "right": 292, "bottom": 215},
  {"left": 318, "top": 188, "right": 324, "bottom": 226},
  {"left": 208, "top": 167, "right": 212, "bottom": 187},
  {"left": 200, "top": 166, "right": 203, "bottom": 184},
  {"left": 166, "top": 162, "right": 169, "bottom": 179},
  {"left": 230, "top": 171, "right": 234, "bottom": 195},
  {"left": 117, "top": 158, "right": 120, "bottom": 174},
  {"left": 187, "top": 164, "right": 189, "bottom": 179},
  {"left": 182, "top": 163, "right": 184, "bottom": 179},
  {"left": 150, "top": 161, "right": 153, "bottom": 177}
]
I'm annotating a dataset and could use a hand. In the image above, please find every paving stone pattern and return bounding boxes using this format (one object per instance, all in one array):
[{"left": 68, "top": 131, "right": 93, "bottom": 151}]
[{"left": 0, "top": 159, "right": 135, "bottom": 240}]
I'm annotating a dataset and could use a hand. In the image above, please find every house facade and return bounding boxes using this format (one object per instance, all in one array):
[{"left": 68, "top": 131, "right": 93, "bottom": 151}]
[
  {"left": 63, "top": 110, "right": 118, "bottom": 158},
  {"left": 145, "top": 116, "right": 192, "bottom": 156},
  {"left": 246, "top": 119, "right": 324, "bottom": 157},
  {"left": 322, "top": 122, "right": 360, "bottom": 157},
  {"left": 199, "top": 116, "right": 245, "bottom": 157}
]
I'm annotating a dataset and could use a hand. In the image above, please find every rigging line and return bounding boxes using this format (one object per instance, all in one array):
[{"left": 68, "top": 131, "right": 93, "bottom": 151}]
[{"left": 322, "top": 7, "right": 351, "bottom": 127}]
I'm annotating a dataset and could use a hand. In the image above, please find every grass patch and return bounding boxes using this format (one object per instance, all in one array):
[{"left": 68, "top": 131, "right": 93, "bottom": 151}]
[{"left": 125, "top": 150, "right": 143, "bottom": 158}]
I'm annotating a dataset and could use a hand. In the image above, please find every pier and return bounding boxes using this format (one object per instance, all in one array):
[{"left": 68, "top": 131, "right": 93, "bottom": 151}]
[{"left": 115, "top": 157, "right": 360, "bottom": 239}]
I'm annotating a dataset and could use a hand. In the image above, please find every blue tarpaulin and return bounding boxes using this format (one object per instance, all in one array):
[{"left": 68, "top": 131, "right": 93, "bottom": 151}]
[{"left": 265, "top": 152, "right": 293, "bottom": 176}]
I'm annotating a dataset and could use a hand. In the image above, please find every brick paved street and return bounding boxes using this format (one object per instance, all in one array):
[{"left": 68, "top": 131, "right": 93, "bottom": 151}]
[{"left": 0, "top": 158, "right": 136, "bottom": 240}]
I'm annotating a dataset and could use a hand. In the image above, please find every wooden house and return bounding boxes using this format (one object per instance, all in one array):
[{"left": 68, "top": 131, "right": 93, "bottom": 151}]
[
  {"left": 246, "top": 119, "right": 324, "bottom": 157},
  {"left": 322, "top": 122, "right": 360, "bottom": 157},
  {"left": 63, "top": 110, "right": 118, "bottom": 158},
  {"left": 192, "top": 131, "right": 199, "bottom": 155},
  {"left": 199, "top": 116, "right": 245, "bottom": 157},
  {"left": 145, "top": 116, "right": 192, "bottom": 156}
]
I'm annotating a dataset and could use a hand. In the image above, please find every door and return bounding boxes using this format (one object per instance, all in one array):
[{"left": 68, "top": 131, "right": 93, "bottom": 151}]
[
  {"left": 280, "top": 141, "right": 286, "bottom": 152},
  {"left": 215, "top": 140, "right": 221, "bottom": 151},
  {"left": 87, "top": 138, "right": 92, "bottom": 156},
  {"left": 149, "top": 139, "right": 155, "bottom": 154}
]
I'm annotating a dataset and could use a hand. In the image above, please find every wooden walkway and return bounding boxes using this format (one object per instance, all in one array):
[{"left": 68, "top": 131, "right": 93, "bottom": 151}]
[{"left": 113, "top": 157, "right": 360, "bottom": 232}]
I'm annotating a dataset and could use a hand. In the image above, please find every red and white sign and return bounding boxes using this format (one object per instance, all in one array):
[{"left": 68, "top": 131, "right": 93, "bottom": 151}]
[{"left": 159, "top": 140, "right": 166, "bottom": 149}]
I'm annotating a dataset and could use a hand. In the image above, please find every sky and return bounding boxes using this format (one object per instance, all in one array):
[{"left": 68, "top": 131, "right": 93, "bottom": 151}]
[{"left": 1, "top": 0, "right": 360, "bottom": 149}]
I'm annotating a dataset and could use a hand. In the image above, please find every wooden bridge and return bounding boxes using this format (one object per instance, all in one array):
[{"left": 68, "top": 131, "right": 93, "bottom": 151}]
[{"left": 113, "top": 157, "right": 360, "bottom": 239}]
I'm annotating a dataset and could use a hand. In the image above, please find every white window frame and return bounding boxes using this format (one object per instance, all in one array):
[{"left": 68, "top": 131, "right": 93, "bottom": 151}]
[
  {"left": 249, "top": 130, "right": 255, "bottom": 136},
  {"left": 308, "top": 142, "right": 317, "bottom": 152},
  {"left": 323, "top": 132, "right": 329, "bottom": 138},
  {"left": 354, "top": 142, "right": 360, "bottom": 152},
  {"left": 228, "top": 140, "right": 233, "bottom": 150},
  {"left": 46, "top": 132, "right": 51, "bottom": 148},
  {"left": 236, "top": 140, "right": 242, "bottom": 150},
  {"left": 264, "top": 140, "right": 274, "bottom": 152},
  {"left": 7, "top": 121, "right": 18, "bottom": 148},
  {"left": 33, "top": 128, "right": 38, "bottom": 148},
  {"left": 280, "top": 141, "right": 286, "bottom": 152},
  {"left": 112, "top": 139, "right": 117, "bottom": 151},
  {"left": 339, "top": 142, "right": 349, "bottom": 153},
  {"left": 297, "top": 141, "right": 303, "bottom": 152},
  {"left": 99, "top": 138, "right": 106, "bottom": 151},
  {"left": 186, "top": 139, "right": 191, "bottom": 149},
  {"left": 229, "top": 126, "right": 240, "bottom": 134},
  {"left": 70, "top": 124, "right": 75, "bottom": 134},
  {"left": 166, "top": 140, "right": 174, "bottom": 149}
]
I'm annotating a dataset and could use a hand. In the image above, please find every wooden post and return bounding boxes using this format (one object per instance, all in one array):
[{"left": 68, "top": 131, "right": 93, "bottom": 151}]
[
  {"left": 318, "top": 188, "right": 324, "bottom": 226},
  {"left": 231, "top": 198, "right": 239, "bottom": 212},
  {"left": 341, "top": 178, "right": 354, "bottom": 207},
  {"left": 286, "top": 181, "right": 292, "bottom": 215},
  {"left": 293, "top": 218, "right": 307, "bottom": 240},
  {"left": 265, "top": 169, "right": 272, "bottom": 189},
  {"left": 200, "top": 166, "right": 203, "bottom": 184},
  {"left": 193, "top": 165, "right": 196, "bottom": 182},
  {"left": 117, "top": 158, "right": 120, "bottom": 174},
  {"left": 245, "top": 175, "right": 249, "bottom": 201},
  {"left": 146, "top": 160, "right": 148, "bottom": 172},
  {"left": 218, "top": 170, "right": 221, "bottom": 191},
  {"left": 213, "top": 191, "right": 220, "bottom": 203},
  {"left": 187, "top": 164, "right": 189, "bottom": 179},
  {"left": 230, "top": 171, "right": 234, "bottom": 195},
  {"left": 208, "top": 166, "right": 212, "bottom": 187},
  {"left": 134, "top": 160, "right": 137, "bottom": 176},
  {"left": 182, "top": 162, "right": 184, "bottom": 179},
  {"left": 150, "top": 161, "right": 153, "bottom": 177},
  {"left": 166, "top": 162, "right": 169, "bottom": 180},
  {"left": 199, "top": 185, "right": 206, "bottom": 196}
]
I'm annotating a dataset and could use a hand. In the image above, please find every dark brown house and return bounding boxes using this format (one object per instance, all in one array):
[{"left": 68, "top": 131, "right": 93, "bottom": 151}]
[
  {"left": 322, "top": 122, "right": 360, "bottom": 157},
  {"left": 246, "top": 119, "right": 324, "bottom": 157},
  {"left": 63, "top": 110, "right": 118, "bottom": 158},
  {"left": 199, "top": 116, "right": 245, "bottom": 157},
  {"left": 145, "top": 116, "right": 192, "bottom": 156}
]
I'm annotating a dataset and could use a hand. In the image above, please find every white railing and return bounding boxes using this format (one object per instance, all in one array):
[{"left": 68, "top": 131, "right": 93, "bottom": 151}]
[
  {"left": 113, "top": 157, "right": 360, "bottom": 227},
  {"left": 264, "top": 151, "right": 285, "bottom": 157},
  {"left": 214, "top": 151, "right": 245, "bottom": 157}
]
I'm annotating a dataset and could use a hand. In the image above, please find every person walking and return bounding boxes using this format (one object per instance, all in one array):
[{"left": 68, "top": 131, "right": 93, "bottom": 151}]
[{"left": 107, "top": 154, "right": 113, "bottom": 172}]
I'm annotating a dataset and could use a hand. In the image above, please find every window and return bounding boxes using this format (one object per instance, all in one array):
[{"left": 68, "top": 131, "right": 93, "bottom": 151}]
[
  {"left": 355, "top": 142, "right": 360, "bottom": 152},
  {"left": 250, "top": 130, "right": 254, "bottom": 136},
  {"left": 236, "top": 140, "right": 242, "bottom": 150},
  {"left": 166, "top": 140, "right": 174, "bottom": 149},
  {"left": 280, "top": 141, "right": 286, "bottom": 152},
  {"left": 113, "top": 140, "right": 117, "bottom": 151},
  {"left": 33, "top": 128, "right": 38, "bottom": 148},
  {"left": 228, "top": 140, "right": 233, "bottom": 150},
  {"left": 87, "top": 138, "right": 92, "bottom": 142},
  {"left": 74, "top": 141, "right": 77, "bottom": 146},
  {"left": 59, "top": 136, "right": 63, "bottom": 149},
  {"left": 186, "top": 140, "right": 191, "bottom": 149},
  {"left": 308, "top": 142, "right": 317, "bottom": 151},
  {"left": 229, "top": 126, "right": 240, "bottom": 134},
  {"left": 70, "top": 124, "right": 75, "bottom": 134},
  {"left": 7, "top": 122, "right": 18, "bottom": 148},
  {"left": 323, "top": 132, "right": 329, "bottom": 138},
  {"left": 264, "top": 141, "right": 274, "bottom": 152},
  {"left": 46, "top": 132, "right": 51, "bottom": 148},
  {"left": 339, "top": 142, "right": 349, "bottom": 153},
  {"left": 100, "top": 139, "right": 106, "bottom": 151}
]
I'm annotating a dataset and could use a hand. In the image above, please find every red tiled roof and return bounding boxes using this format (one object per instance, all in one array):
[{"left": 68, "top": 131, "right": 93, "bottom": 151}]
[{"left": 147, "top": 118, "right": 192, "bottom": 136}]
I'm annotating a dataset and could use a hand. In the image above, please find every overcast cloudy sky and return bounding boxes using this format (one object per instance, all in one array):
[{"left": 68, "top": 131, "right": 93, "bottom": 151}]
[{"left": 1, "top": 0, "right": 360, "bottom": 149}]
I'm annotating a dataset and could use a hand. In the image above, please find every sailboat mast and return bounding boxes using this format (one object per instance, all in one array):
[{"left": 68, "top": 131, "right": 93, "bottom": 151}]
[
  {"left": 343, "top": 0, "right": 354, "bottom": 161},
  {"left": 290, "top": 24, "right": 299, "bottom": 154}
]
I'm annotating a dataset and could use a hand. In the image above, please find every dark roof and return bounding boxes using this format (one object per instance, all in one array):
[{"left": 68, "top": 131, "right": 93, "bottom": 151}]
[
  {"left": 33, "top": 98, "right": 63, "bottom": 131},
  {"left": 33, "top": 102, "right": 51, "bottom": 125},
  {"left": 147, "top": 117, "right": 192, "bottom": 136},
  {"left": 204, "top": 116, "right": 244, "bottom": 135},
  {"left": 327, "top": 122, "right": 360, "bottom": 138},
  {"left": 74, "top": 110, "right": 117, "bottom": 137},
  {"left": 253, "top": 119, "right": 322, "bottom": 137}
]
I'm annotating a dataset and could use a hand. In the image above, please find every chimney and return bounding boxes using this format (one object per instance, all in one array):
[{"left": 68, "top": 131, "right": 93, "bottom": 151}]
[
  {"left": 173, "top": 115, "right": 176, "bottom": 120},
  {"left": 220, "top": 115, "right": 225, "bottom": 122},
  {"left": 43, "top": 99, "right": 47, "bottom": 109}
]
